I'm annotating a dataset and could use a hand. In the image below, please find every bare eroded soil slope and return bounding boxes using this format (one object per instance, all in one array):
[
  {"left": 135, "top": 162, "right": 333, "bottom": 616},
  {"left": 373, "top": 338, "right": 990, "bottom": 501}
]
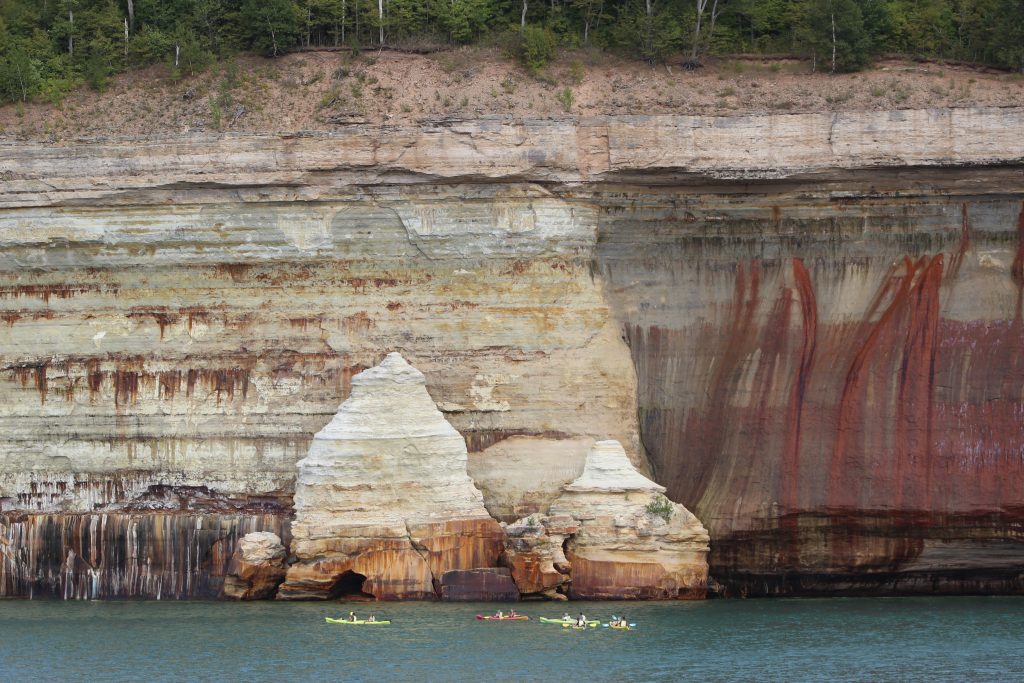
[{"left": 1, "top": 48, "right": 1023, "bottom": 142}]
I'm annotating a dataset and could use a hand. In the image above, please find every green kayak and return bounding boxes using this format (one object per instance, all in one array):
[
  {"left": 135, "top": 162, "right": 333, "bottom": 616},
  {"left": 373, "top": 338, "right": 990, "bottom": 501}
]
[
  {"left": 325, "top": 617, "right": 391, "bottom": 625},
  {"left": 540, "top": 617, "right": 599, "bottom": 626}
]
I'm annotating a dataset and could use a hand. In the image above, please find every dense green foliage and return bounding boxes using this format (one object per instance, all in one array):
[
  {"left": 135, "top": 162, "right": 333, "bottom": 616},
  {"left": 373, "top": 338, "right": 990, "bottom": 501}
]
[{"left": 0, "top": 0, "right": 1022, "bottom": 104}]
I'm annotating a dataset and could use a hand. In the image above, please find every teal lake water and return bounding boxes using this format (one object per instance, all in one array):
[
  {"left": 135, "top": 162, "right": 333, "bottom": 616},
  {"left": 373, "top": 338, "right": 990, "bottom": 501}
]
[{"left": 1, "top": 597, "right": 1022, "bottom": 682}]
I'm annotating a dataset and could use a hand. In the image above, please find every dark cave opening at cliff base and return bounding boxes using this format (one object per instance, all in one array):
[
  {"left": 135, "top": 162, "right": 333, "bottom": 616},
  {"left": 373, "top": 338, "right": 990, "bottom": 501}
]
[{"left": 327, "top": 571, "right": 375, "bottom": 600}]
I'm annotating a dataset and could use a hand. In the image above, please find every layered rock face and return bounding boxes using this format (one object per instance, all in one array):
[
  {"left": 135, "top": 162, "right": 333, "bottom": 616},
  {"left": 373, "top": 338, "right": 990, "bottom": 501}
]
[
  {"left": 3, "top": 108, "right": 1024, "bottom": 597},
  {"left": 279, "top": 352, "right": 505, "bottom": 600},
  {"left": 599, "top": 175, "right": 1024, "bottom": 595},
  {"left": 506, "top": 441, "right": 709, "bottom": 600}
]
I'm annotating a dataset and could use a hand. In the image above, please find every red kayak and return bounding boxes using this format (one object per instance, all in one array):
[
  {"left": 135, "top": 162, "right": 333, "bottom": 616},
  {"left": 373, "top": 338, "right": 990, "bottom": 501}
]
[{"left": 476, "top": 614, "right": 529, "bottom": 621}]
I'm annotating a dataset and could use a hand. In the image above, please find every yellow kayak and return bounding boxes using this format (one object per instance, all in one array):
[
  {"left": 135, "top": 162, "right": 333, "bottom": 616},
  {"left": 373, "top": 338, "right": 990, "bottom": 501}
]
[{"left": 325, "top": 617, "right": 391, "bottom": 625}]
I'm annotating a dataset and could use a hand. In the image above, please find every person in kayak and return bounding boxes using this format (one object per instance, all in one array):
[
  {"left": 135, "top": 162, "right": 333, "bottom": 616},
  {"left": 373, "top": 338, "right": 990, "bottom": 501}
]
[
  {"left": 367, "top": 615, "right": 376, "bottom": 623},
  {"left": 576, "top": 612, "right": 587, "bottom": 627},
  {"left": 562, "top": 612, "right": 572, "bottom": 621},
  {"left": 493, "top": 609, "right": 504, "bottom": 618},
  {"left": 508, "top": 608, "right": 517, "bottom": 618},
  {"left": 348, "top": 611, "right": 357, "bottom": 622}
]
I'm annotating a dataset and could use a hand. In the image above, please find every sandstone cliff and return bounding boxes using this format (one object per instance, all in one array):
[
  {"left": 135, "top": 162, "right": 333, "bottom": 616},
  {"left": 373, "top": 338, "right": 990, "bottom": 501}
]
[
  {"left": 279, "top": 352, "right": 504, "bottom": 600},
  {"left": 2, "top": 107, "right": 1024, "bottom": 597}
]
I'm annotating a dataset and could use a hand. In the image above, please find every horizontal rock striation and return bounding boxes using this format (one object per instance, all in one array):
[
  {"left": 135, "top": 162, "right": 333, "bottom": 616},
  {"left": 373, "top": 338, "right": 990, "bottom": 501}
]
[
  {"left": 2, "top": 107, "right": 1024, "bottom": 597},
  {"left": 279, "top": 352, "right": 504, "bottom": 600}
]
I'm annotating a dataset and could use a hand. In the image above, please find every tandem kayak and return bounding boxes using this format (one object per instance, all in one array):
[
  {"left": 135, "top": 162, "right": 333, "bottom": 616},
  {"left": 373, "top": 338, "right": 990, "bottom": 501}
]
[
  {"left": 325, "top": 617, "right": 391, "bottom": 625},
  {"left": 540, "top": 617, "right": 600, "bottom": 626},
  {"left": 475, "top": 614, "right": 529, "bottom": 621}
]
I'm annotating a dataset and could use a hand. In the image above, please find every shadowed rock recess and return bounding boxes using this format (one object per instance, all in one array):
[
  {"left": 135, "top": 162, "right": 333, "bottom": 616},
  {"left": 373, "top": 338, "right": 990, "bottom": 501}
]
[{"left": 2, "top": 108, "right": 1024, "bottom": 598}]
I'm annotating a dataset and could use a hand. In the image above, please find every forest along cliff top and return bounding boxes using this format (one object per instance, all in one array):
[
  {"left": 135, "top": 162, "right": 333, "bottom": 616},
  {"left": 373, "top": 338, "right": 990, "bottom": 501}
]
[{"left": 2, "top": 49, "right": 1024, "bottom": 143}]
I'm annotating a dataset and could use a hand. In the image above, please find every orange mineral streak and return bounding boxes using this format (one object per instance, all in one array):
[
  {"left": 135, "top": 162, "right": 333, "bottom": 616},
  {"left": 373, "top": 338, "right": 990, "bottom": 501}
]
[
  {"left": 566, "top": 554, "right": 707, "bottom": 600},
  {"left": 280, "top": 519, "right": 505, "bottom": 601},
  {"left": 406, "top": 518, "right": 506, "bottom": 580}
]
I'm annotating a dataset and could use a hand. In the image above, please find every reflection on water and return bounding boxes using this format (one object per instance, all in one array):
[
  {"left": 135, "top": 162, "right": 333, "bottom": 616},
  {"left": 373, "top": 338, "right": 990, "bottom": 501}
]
[{"left": 0, "top": 597, "right": 1021, "bottom": 682}]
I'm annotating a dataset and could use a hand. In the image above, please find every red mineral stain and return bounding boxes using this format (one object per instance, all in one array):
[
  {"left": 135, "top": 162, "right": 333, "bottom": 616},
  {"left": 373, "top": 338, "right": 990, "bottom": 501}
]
[
  {"left": 342, "top": 311, "right": 374, "bottom": 335},
  {"left": 782, "top": 258, "right": 818, "bottom": 514},
  {"left": 127, "top": 307, "right": 180, "bottom": 340},
  {"left": 158, "top": 371, "right": 181, "bottom": 400},
  {"left": 0, "top": 284, "right": 113, "bottom": 304},
  {"left": 216, "top": 263, "right": 252, "bottom": 282},
  {"left": 186, "top": 367, "right": 251, "bottom": 403},
  {"left": 7, "top": 363, "right": 48, "bottom": 403},
  {"left": 288, "top": 317, "right": 319, "bottom": 331},
  {"left": 86, "top": 359, "right": 104, "bottom": 401},
  {"left": 113, "top": 371, "right": 140, "bottom": 406},
  {"left": 682, "top": 259, "right": 762, "bottom": 500},
  {"left": 829, "top": 253, "right": 943, "bottom": 519},
  {"left": 829, "top": 258, "right": 916, "bottom": 509},
  {"left": 179, "top": 306, "right": 211, "bottom": 332},
  {"left": 894, "top": 254, "right": 943, "bottom": 510}
]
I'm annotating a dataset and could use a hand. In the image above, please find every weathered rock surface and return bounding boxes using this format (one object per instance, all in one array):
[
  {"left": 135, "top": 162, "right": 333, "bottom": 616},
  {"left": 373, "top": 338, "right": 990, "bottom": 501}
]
[
  {"left": 222, "top": 531, "right": 288, "bottom": 600},
  {"left": 278, "top": 352, "right": 504, "bottom": 600},
  {"left": 550, "top": 441, "right": 710, "bottom": 600},
  {"left": 3, "top": 110, "right": 1024, "bottom": 597},
  {"left": 502, "top": 515, "right": 576, "bottom": 599}
]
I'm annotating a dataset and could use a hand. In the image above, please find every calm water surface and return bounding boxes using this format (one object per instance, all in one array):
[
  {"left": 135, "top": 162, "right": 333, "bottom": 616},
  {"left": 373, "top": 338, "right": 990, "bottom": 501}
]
[{"left": 1, "top": 597, "right": 1022, "bottom": 682}]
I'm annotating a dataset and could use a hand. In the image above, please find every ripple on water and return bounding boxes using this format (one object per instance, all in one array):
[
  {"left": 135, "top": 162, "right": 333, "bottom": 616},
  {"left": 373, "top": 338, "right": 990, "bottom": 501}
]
[{"left": 0, "top": 597, "right": 1022, "bottom": 683}]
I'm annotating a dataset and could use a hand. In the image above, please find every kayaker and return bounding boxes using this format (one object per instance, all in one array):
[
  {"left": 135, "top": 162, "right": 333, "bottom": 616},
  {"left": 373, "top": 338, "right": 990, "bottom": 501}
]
[
  {"left": 368, "top": 615, "right": 376, "bottom": 623},
  {"left": 348, "top": 611, "right": 357, "bottom": 622},
  {"left": 562, "top": 612, "right": 571, "bottom": 621},
  {"left": 494, "top": 609, "right": 504, "bottom": 618},
  {"left": 509, "top": 608, "right": 517, "bottom": 617},
  {"left": 576, "top": 612, "right": 587, "bottom": 627}
]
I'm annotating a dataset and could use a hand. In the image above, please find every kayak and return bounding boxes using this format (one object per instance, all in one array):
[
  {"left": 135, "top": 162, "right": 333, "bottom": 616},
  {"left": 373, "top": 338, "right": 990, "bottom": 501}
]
[
  {"left": 562, "top": 623, "right": 594, "bottom": 630},
  {"left": 325, "top": 617, "right": 391, "bottom": 625},
  {"left": 540, "top": 617, "right": 599, "bottom": 626},
  {"left": 475, "top": 614, "right": 529, "bottom": 621}
]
